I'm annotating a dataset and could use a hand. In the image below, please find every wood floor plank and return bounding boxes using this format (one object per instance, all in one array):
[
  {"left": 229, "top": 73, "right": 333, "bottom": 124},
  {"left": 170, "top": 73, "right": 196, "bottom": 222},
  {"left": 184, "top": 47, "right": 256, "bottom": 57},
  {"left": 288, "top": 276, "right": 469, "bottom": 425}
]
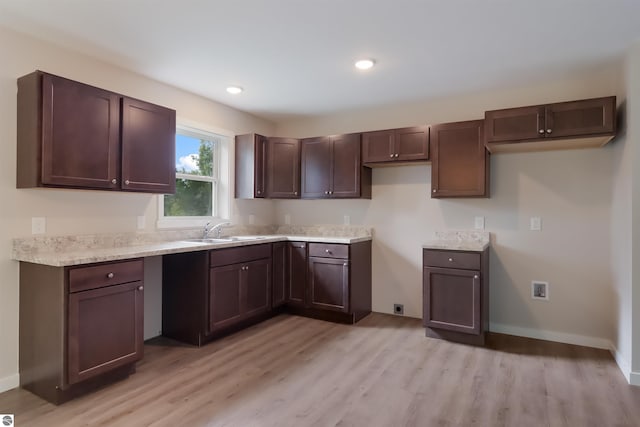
[{"left": 1, "top": 313, "right": 639, "bottom": 427}]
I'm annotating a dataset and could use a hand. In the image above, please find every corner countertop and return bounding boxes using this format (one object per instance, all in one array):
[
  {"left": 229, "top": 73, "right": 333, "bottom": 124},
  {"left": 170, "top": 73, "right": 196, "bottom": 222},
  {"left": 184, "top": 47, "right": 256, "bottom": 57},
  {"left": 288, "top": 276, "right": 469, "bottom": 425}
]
[
  {"left": 12, "top": 225, "right": 373, "bottom": 267},
  {"left": 422, "top": 230, "right": 490, "bottom": 252}
]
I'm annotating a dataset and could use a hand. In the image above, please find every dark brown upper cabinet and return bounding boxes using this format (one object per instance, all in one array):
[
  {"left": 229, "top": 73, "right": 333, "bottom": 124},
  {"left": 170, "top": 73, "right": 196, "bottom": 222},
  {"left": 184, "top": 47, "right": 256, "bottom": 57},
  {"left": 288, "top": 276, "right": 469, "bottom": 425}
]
[
  {"left": 235, "top": 133, "right": 267, "bottom": 199},
  {"left": 266, "top": 137, "right": 300, "bottom": 198},
  {"left": 485, "top": 96, "right": 616, "bottom": 153},
  {"left": 431, "top": 120, "right": 489, "bottom": 198},
  {"left": 362, "top": 126, "right": 429, "bottom": 165},
  {"left": 17, "top": 71, "right": 176, "bottom": 193},
  {"left": 300, "top": 133, "right": 371, "bottom": 199}
]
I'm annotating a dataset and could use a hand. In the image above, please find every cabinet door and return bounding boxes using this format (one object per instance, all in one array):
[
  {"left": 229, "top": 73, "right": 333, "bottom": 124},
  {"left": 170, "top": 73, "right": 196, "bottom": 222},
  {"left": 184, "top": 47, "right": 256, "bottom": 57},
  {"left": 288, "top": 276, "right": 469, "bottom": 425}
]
[
  {"left": 235, "top": 134, "right": 267, "bottom": 199},
  {"left": 209, "top": 264, "right": 243, "bottom": 332},
  {"left": 431, "top": 120, "right": 488, "bottom": 198},
  {"left": 423, "top": 267, "right": 480, "bottom": 335},
  {"left": 362, "top": 130, "right": 394, "bottom": 163},
  {"left": 395, "top": 126, "right": 429, "bottom": 161},
  {"left": 485, "top": 106, "right": 545, "bottom": 142},
  {"left": 67, "top": 281, "right": 143, "bottom": 385},
  {"left": 121, "top": 97, "right": 176, "bottom": 193},
  {"left": 331, "top": 133, "right": 361, "bottom": 198},
  {"left": 272, "top": 242, "right": 287, "bottom": 308},
  {"left": 254, "top": 135, "right": 267, "bottom": 198},
  {"left": 287, "top": 242, "right": 308, "bottom": 307},
  {"left": 301, "top": 137, "right": 331, "bottom": 198},
  {"left": 266, "top": 137, "right": 300, "bottom": 198},
  {"left": 244, "top": 258, "right": 271, "bottom": 318},
  {"left": 308, "top": 257, "right": 349, "bottom": 313},
  {"left": 545, "top": 97, "right": 616, "bottom": 138},
  {"left": 41, "top": 74, "right": 120, "bottom": 189}
]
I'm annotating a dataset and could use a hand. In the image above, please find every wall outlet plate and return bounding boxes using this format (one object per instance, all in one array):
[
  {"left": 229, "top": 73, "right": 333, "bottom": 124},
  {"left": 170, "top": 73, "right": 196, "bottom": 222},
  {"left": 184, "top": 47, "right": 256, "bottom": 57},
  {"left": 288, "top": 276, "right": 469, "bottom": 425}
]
[
  {"left": 530, "top": 216, "right": 542, "bottom": 231},
  {"left": 532, "top": 281, "right": 549, "bottom": 300},
  {"left": 474, "top": 216, "right": 485, "bottom": 230},
  {"left": 31, "top": 217, "right": 46, "bottom": 234}
]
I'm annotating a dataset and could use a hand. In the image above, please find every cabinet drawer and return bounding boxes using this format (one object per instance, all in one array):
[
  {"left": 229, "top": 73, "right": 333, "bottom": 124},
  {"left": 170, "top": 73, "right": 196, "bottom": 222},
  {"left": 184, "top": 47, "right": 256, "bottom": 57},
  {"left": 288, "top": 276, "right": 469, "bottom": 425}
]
[
  {"left": 68, "top": 259, "right": 144, "bottom": 293},
  {"left": 423, "top": 250, "right": 480, "bottom": 270},
  {"left": 210, "top": 243, "right": 271, "bottom": 268},
  {"left": 308, "top": 243, "right": 349, "bottom": 259}
]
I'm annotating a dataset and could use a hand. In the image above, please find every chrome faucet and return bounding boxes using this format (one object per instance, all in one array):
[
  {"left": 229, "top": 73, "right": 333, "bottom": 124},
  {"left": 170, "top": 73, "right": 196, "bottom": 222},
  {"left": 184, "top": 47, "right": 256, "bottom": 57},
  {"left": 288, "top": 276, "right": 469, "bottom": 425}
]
[{"left": 203, "top": 221, "right": 232, "bottom": 239}]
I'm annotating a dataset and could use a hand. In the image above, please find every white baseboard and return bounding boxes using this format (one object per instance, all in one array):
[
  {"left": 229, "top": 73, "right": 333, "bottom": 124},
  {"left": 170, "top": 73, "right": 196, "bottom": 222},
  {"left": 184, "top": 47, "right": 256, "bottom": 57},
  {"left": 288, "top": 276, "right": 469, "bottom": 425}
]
[
  {"left": 0, "top": 373, "right": 19, "bottom": 394},
  {"left": 609, "top": 342, "right": 632, "bottom": 383},
  {"left": 489, "top": 322, "right": 611, "bottom": 349},
  {"left": 629, "top": 371, "right": 640, "bottom": 386}
]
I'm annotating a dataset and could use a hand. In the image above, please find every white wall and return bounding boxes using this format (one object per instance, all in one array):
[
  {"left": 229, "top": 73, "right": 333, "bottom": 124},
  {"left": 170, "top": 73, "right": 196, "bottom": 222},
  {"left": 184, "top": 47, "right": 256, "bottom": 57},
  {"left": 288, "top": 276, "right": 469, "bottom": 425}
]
[
  {"left": 629, "top": 41, "right": 640, "bottom": 384},
  {"left": 0, "top": 27, "right": 277, "bottom": 391},
  {"left": 276, "top": 63, "right": 622, "bottom": 349},
  {"left": 610, "top": 54, "right": 633, "bottom": 381}
]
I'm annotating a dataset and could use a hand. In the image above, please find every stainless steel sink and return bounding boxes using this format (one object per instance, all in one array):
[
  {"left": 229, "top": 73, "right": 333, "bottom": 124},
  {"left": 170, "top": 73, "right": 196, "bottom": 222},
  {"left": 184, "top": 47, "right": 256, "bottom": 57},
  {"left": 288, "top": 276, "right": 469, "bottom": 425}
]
[{"left": 185, "top": 236, "right": 268, "bottom": 244}]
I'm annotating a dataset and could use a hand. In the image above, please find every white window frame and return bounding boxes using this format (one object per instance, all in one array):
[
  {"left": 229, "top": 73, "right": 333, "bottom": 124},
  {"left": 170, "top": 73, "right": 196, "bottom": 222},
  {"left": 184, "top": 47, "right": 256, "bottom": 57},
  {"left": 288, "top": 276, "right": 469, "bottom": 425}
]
[{"left": 157, "top": 123, "right": 232, "bottom": 229}]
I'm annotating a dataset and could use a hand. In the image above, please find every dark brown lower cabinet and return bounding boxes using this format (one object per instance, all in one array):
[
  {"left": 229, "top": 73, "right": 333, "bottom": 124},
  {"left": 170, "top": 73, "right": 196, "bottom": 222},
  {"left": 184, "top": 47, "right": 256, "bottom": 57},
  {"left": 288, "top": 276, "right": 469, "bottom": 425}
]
[
  {"left": 423, "top": 248, "right": 489, "bottom": 345},
  {"left": 163, "top": 244, "right": 272, "bottom": 346},
  {"left": 288, "top": 241, "right": 372, "bottom": 324},
  {"left": 308, "top": 256, "right": 349, "bottom": 313},
  {"left": 272, "top": 242, "right": 287, "bottom": 307},
  {"left": 287, "top": 242, "right": 308, "bottom": 307},
  {"left": 19, "top": 259, "right": 144, "bottom": 404}
]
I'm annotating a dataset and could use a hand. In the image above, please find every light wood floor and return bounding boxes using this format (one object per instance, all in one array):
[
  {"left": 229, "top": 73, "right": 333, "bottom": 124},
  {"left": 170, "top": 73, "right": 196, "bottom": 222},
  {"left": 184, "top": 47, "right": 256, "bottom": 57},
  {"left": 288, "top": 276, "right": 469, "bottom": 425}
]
[{"left": 2, "top": 313, "right": 640, "bottom": 426}]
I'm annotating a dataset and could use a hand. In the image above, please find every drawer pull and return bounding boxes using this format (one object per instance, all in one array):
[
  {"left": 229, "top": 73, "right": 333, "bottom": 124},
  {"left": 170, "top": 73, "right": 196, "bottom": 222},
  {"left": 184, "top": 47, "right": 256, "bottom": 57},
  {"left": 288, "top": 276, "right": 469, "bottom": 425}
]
[
  {"left": 325, "top": 249, "right": 332, "bottom": 254},
  {"left": 107, "top": 272, "right": 114, "bottom": 279},
  {"left": 474, "top": 275, "right": 479, "bottom": 279},
  {"left": 448, "top": 258, "right": 453, "bottom": 262},
  {"left": 138, "top": 286, "right": 144, "bottom": 291}
]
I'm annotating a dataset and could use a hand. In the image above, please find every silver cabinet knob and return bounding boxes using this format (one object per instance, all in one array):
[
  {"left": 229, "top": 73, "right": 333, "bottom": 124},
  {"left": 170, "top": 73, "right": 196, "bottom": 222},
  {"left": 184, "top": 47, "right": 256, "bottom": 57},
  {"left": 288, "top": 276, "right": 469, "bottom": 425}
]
[
  {"left": 474, "top": 275, "right": 479, "bottom": 279},
  {"left": 432, "top": 189, "right": 436, "bottom": 193},
  {"left": 257, "top": 190, "right": 261, "bottom": 194},
  {"left": 538, "top": 129, "right": 545, "bottom": 134},
  {"left": 394, "top": 153, "right": 399, "bottom": 158},
  {"left": 329, "top": 191, "right": 333, "bottom": 195},
  {"left": 111, "top": 179, "right": 117, "bottom": 184},
  {"left": 124, "top": 180, "right": 130, "bottom": 185},
  {"left": 448, "top": 258, "right": 453, "bottom": 262},
  {"left": 294, "top": 191, "right": 298, "bottom": 195},
  {"left": 343, "top": 263, "right": 348, "bottom": 266},
  {"left": 389, "top": 153, "right": 394, "bottom": 158},
  {"left": 138, "top": 285, "right": 144, "bottom": 291},
  {"left": 107, "top": 272, "right": 114, "bottom": 279},
  {"left": 324, "top": 191, "right": 329, "bottom": 195},
  {"left": 325, "top": 249, "right": 331, "bottom": 254},
  {"left": 546, "top": 129, "right": 552, "bottom": 134}
]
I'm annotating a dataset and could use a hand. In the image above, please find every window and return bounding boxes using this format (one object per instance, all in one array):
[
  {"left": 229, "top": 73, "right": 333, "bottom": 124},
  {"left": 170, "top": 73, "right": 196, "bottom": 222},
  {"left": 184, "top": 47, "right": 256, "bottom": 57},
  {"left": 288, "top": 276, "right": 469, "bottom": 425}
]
[{"left": 158, "top": 125, "right": 231, "bottom": 227}]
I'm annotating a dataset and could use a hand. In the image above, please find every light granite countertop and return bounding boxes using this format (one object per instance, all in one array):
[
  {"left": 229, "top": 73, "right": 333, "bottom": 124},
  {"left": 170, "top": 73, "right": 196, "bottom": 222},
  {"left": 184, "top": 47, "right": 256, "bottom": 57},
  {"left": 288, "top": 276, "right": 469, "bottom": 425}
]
[
  {"left": 422, "top": 230, "right": 490, "bottom": 252},
  {"left": 12, "top": 225, "right": 373, "bottom": 267}
]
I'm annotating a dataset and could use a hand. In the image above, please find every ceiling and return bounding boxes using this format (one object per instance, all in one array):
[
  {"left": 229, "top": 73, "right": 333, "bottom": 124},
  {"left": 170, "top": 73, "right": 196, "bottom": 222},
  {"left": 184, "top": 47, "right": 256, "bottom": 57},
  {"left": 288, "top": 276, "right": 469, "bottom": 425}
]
[{"left": 1, "top": 0, "right": 639, "bottom": 123}]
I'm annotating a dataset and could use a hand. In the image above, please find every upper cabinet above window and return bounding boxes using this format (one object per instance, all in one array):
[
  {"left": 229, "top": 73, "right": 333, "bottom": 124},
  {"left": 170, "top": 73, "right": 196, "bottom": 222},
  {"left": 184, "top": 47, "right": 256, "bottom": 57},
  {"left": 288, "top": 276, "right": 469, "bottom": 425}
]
[
  {"left": 362, "top": 126, "right": 429, "bottom": 166},
  {"left": 16, "top": 71, "right": 176, "bottom": 193},
  {"left": 484, "top": 96, "right": 616, "bottom": 153}
]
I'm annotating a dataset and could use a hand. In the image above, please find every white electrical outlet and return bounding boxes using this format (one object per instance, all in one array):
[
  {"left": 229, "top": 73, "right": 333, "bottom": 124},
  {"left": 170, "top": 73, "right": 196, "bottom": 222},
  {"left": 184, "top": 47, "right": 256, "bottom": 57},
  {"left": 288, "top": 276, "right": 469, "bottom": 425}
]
[
  {"left": 474, "top": 216, "right": 485, "bottom": 230},
  {"left": 344, "top": 215, "right": 351, "bottom": 225},
  {"left": 532, "top": 281, "right": 549, "bottom": 300},
  {"left": 284, "top": 214, "right": 291, "bottom": 225},
  {"left": 32, "top": 217, "right": 46, "bottom": 234},
  {"left": 249, "top": 214, "right": 255, "bottom": 225},
  {"left": 137, "top": 215, "right": 146, "bottom": 230},
  {"left": 530, "top": 216, "right": 542, "bottom": 231}
]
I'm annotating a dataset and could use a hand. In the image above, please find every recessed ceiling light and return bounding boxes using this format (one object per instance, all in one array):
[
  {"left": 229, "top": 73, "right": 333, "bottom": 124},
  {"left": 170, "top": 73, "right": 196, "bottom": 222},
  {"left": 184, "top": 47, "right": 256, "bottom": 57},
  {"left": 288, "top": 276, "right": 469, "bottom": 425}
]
[
  {"left": 226, "top": 86, "right": 243, "bottom": 94},
  {"left": 355, "top": 59, "right": 375, "bottom": 70}
]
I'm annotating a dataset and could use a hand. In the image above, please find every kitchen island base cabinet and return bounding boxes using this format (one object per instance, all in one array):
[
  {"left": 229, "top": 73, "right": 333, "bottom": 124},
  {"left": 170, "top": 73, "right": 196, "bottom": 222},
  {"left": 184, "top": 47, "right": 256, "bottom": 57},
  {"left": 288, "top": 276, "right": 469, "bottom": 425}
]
[
  {"left": 423, "top": 248, "right": 489, "bottom": 346},
  {"left": 19, "top": 259, "right": 144, "bottom": 405}
]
